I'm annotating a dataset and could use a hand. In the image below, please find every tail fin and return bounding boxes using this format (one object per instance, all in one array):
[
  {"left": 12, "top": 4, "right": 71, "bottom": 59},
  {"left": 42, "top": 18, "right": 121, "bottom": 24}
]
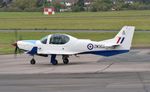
[{"left": 114, "top": 26, "right": 135, "bottom": 50}]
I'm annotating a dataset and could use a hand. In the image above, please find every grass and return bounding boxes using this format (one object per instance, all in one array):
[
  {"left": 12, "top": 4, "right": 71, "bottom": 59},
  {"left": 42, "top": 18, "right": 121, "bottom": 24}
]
[
  {"left": 0, "top": 10, "right": 150, "bottom": 30},
  {"left": 0, "top": 32, "right": 150, "bottom": 54}
]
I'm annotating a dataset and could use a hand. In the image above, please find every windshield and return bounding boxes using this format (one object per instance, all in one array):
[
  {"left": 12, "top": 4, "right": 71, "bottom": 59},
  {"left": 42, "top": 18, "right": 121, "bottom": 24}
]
[{"left": 40, "top": 36, "right": 48, "bottom": 44}]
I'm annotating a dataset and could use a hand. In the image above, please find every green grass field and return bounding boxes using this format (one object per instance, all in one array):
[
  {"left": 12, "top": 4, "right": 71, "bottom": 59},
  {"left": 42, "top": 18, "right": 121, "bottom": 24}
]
[
  {"left": 0, "top": 32, "right": 150, "bottom": 54},
  {"left": 0, "top": 10, "right": 150, "bottom": 30}
]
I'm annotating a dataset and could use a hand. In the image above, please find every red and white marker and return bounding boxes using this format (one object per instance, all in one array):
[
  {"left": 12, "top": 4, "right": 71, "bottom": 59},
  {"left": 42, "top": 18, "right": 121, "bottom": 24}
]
[{"left": 44, "top": 7, "right": 55, "bottom": 15}]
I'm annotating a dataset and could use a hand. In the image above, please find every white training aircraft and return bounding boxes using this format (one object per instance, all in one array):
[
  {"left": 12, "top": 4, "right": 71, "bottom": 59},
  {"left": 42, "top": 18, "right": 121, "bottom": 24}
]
[{"left": 12, "top": 26, "right": 135, "bottom": 65}]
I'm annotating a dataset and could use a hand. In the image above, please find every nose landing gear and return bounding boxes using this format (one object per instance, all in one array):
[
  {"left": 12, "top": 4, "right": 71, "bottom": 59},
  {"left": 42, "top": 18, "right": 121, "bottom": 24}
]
[{"left": 30, "top": 58, "right": 36, "bottom": 65}]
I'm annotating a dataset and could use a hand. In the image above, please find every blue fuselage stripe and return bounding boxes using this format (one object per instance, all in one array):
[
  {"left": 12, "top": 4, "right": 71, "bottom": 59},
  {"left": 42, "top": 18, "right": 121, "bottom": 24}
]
[
  {"left": 27, "top": 47, "right": 37, "bottom": 55},
  {"left": 80, "top": 50, "right": 129, "bottom": 56}
]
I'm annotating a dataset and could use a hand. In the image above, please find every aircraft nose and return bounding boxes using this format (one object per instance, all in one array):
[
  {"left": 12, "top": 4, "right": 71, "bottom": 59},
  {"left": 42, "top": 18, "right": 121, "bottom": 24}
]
[
  {"left": 11, "top": 41, "right": 21, "bottom": 55},
  {"left": 15, "top": 40, "right": 36, "bottom": 51},
  {"left": 12, "top": 41, "right": 22, "bottom": 49},
  {"left": 12, "top": 42, "right": 17, "bottom": 47}
]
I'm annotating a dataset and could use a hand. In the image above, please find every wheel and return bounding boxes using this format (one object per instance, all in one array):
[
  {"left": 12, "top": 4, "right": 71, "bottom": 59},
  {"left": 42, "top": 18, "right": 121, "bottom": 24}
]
[
  {"left": 62, "top": 55, "right": 69, "bottom": 64},
  {"left": 63, "top": 59, "right": 69, "bottom": 64},
  {"left": 30, "top": 59, "right": 36, "bottom": 65},
  {"left": 51, "top": 59, "right": 58, "bottom": 65}
]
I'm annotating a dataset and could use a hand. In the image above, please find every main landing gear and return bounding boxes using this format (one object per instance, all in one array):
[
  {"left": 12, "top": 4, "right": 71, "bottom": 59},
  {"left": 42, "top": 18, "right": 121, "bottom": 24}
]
[
  {"left": 29, "top": 55, "right": 70, "bottom": 65},
  {"left": 62, "top": 55, "right": 69, "bottom": 64},
  {"left": 51, "top": 54, "right": 58, "bottom": 65},
  {"left": 50, "top": 55, "right": 69, "bottom": 65}
]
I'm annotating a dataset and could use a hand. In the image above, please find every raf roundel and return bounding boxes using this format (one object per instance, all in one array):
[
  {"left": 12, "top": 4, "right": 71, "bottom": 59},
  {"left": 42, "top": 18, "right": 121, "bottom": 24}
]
[{"left": 87, "top": 43, "right": 94, "bottom": 50}]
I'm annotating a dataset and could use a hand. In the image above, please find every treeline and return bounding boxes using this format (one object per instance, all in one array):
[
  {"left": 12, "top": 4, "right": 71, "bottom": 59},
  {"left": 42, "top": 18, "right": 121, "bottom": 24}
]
[
  {"left": 0, "top": 0, "right": 150, "bottom": 12},
  {"left": 89, "top": 0, "right": 150, "bottom": 12},
  {"left": 0, "top": 0, "right": 42, "bottom": 12},
  {"left": 74, "top": 0, "right": 150, "bottom": 12}
]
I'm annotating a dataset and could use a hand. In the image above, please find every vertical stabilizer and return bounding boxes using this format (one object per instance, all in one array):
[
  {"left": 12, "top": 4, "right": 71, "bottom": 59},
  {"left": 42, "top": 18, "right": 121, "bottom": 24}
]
[{"left": 114, "top": 26, "right": 135, "bottom": 50}]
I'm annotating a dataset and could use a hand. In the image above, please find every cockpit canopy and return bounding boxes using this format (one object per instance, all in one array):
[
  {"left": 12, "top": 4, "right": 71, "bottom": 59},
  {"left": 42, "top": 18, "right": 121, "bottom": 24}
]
[
  {"left": 50, "top": 34, "right": 70, "bottom": 44},
  {"left": 40, "top": 34, "right": 70, "bottom": 45}
]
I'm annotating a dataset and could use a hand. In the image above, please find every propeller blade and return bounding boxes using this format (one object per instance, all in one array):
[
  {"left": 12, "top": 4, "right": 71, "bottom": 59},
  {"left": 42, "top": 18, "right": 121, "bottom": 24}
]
[
  {"left": 18, "top": 47, "right": 21, "bottom": 54},
  {"left": 12, "top": 30, "right": 23, "bottom": 56},
  {"left": 12, "top": 30, "right": 20, "bottom": 57},
  {"left": 15, "top": 45, "right": 18, "bottom": 54},
  {"left": 12, "top": 42, "right": 18, "bottom": 56}
]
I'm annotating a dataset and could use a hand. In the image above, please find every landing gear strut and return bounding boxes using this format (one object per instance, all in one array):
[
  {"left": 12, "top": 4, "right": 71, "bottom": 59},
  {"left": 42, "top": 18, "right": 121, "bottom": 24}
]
[
  {"left": 62, "top": 55, "right": 69, "bottom": 64},
  {"left": 51, "top": 54, "right": 58, "bottom": 65}
]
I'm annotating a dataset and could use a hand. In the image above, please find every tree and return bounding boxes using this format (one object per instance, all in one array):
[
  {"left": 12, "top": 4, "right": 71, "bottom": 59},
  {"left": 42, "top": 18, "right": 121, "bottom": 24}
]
[
  {"left": 0, "top": 0, "right": 12, "bottom": 8},
  {"left": 112, "top": 0, "right": 124, "bottom": 10},
  {"left": 12, "top": 0, "right": 37, "bottom": 10},
  {"left": 133, "top": 0, "right": 150, "bottom": 4},
  {"left": 36, "top": 0, "right": 44, "bottom": 7},
  {"left": 53, "top": 2, "right": 65, "bottom": 12},
  {"left": 77, "top": 0, "right": 84, "bottom": 11},
  {"left": 91, "top": 0, "right": 113, "bottom": 11},
  {"left": 72, "top": 0, "right": 85, "bottom": 12}
]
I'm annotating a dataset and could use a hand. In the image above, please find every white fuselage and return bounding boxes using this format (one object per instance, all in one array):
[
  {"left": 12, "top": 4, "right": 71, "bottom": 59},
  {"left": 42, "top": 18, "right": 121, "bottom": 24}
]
[
  {"left": 36, "top": 35, "right": 105, "bottom": 55},
  {"left": 16, "top": 26, "right": 135, "bottom": 57}
]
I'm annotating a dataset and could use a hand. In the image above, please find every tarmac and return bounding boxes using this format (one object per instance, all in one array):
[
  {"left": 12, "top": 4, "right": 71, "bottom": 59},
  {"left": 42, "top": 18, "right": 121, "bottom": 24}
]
[
  {"left": 0, "top": 49, "right": 150, "bottom": 92},
  {"left": 0, "top": 49, "right": 150, "bottom": 74}
]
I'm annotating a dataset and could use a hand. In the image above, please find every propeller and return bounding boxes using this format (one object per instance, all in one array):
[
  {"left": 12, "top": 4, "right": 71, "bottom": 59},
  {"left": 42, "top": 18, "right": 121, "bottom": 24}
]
[
  {"left": 12, "top": 30, "right": 22, "bottom": 56},
  {"left": 12, "top": 42, "right": 18, "bottom": 54}
]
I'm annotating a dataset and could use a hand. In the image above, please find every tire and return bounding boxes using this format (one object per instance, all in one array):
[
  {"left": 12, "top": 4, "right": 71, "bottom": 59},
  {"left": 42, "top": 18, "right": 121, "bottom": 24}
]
[
  {"left": 63, "top": 59, "right": 69, "bottom": 64},
  {"left": 30, "top": 59, "right": 36, "bottom": 65}
]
